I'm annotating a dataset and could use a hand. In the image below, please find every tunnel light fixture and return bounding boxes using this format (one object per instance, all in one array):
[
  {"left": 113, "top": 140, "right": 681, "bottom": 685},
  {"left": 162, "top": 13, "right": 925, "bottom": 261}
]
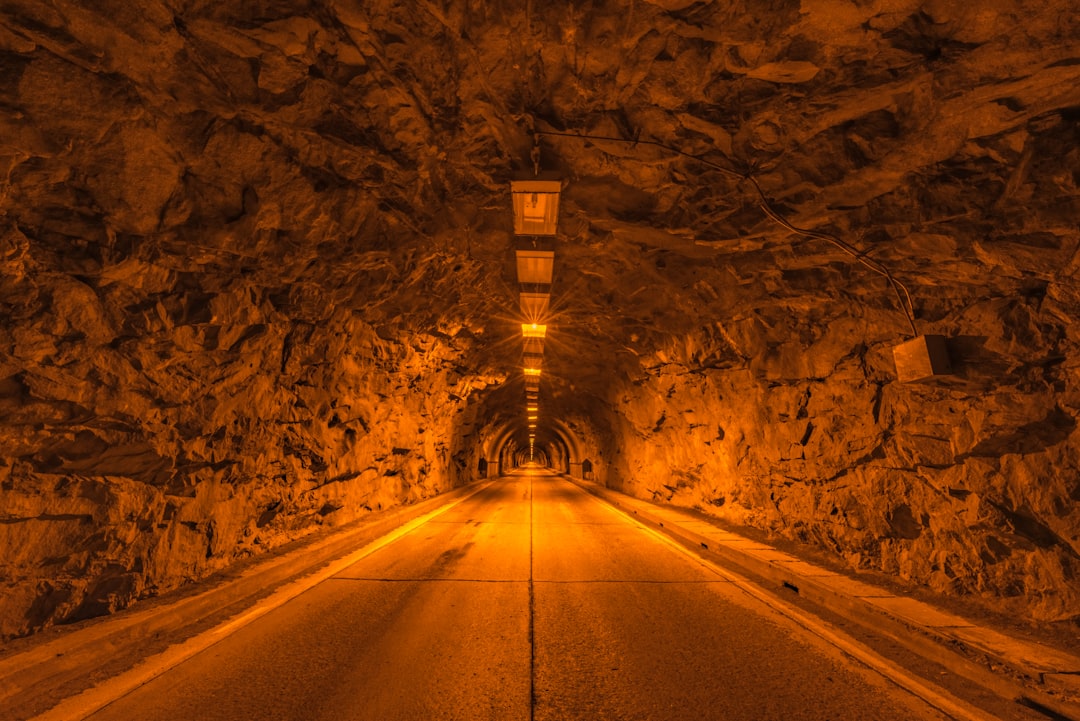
[
  {"left": 522, "top": 323, "right": 547, "bottom": 338},
  {"left": 515, "top": 250, "right": 555, "bottom": 285},
  {"left": 511, "top": 176, "right": 561, "bottom": 236},
  {"left": 520, "top": 292, "right": 550, "bottom": 323},
  {"left": 528, "top": 415, "right": 538, "bottom": 421},
  {"left": 524, "top": 367, "right": 541, "bottom": 377}
]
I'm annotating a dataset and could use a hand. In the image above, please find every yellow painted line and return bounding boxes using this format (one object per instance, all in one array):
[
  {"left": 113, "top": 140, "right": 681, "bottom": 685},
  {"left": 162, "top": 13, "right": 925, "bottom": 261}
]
[
  {"left": 31, "top": 481, "right": 495, "bottom": 721},
  {"left": 570, "top": 479, "right": 1000, "bottom": 721}
]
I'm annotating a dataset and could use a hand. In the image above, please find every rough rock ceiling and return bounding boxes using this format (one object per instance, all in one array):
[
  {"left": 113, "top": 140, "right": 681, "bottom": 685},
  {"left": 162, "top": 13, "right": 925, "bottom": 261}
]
[
  {"left": 7, "top": 0, "right": 1079, "bottom": 429},
  {"left": 2, "top": 0, "right": 1080, "bottom": 634}
]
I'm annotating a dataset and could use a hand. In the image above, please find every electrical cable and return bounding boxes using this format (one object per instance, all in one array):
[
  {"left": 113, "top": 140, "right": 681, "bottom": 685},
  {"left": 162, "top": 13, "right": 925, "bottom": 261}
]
[
  {"left": 534, "top": 129, "right": 920, "bottom": 337},
  {"left": 743, "top": 174, "right": 919, "bottom": 337}
]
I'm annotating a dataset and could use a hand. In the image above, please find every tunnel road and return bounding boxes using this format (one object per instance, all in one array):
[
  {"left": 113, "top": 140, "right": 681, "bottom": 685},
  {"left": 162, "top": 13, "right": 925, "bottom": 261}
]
[{"left": 84, "top": 469, "right": 964, "bottom": 721}]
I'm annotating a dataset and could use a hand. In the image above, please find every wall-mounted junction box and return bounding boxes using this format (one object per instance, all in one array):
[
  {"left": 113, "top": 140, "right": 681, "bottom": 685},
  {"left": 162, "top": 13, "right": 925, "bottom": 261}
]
[{"left": 893, "top": 334, "right": 951, "bottom": 382}]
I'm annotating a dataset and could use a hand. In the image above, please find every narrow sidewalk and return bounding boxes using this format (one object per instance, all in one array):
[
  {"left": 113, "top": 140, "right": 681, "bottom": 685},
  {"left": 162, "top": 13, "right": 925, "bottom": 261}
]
[
  {"left": 0, "top": 481, "right": 492, "bottom": 721},
  {"left": 566, "top": 476, "right": 1080, "bottom": 720}
]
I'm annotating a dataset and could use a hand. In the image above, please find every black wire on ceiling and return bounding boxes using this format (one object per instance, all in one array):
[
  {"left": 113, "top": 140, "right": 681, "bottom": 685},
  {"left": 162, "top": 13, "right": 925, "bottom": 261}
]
[{"left": 533, "top": 129, "right": 920, "bottom": 338}]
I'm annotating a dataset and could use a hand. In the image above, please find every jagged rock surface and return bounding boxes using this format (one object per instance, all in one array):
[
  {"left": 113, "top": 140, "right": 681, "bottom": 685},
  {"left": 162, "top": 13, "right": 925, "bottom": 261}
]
[{"left": 1, "top": 0, "right": 1079, "bottom": 636}]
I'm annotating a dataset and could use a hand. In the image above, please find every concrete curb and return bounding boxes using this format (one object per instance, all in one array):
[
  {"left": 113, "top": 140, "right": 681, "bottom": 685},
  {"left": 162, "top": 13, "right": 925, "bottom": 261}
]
[
  {"left": 0, "top": 480, "right": 491, "bottom": 719},
  {"left": 566, "top": 476, "right": 1080, "bottom": 721}
]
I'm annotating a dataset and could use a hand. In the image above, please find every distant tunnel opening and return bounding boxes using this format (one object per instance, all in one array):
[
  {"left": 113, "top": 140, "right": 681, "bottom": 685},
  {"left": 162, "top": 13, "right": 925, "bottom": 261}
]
[{"left": 513, "top": 446, "right": 549, "bottom": 467}]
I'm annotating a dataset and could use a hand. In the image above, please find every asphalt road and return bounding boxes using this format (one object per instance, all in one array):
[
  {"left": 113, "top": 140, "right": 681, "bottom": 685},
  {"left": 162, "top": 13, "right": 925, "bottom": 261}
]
[{"left": 87, "top": 469, "right": 950, "bottom": 721}]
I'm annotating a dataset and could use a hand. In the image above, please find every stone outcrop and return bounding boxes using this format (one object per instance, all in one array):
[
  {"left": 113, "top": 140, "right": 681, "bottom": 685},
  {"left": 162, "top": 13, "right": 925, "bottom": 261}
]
[
  {"left": 1, "top": 0, "right": 1079, "bottom": 636},
  {"left": 0, "top": 259, "right": 496, "bottom": 636},
  {"left": 602, "top": 316, "right": 1080, "bottom": 621}
]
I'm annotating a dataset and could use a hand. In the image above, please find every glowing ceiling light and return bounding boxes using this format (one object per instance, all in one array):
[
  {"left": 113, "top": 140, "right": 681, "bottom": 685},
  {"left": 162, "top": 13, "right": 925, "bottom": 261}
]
[
  {"left": 522, "top": 323, "right": 547, "bottom": 338},
  {"left": 511, "top": 178, "right": 561, "bottom": 236},
  {"left": 515, "top": 249, "right": 555, "bottom": 285},
  {"left": 524, "top": 367, "right": 541, "bottom": 377},
  {"left": 528, "top": 415, "right": 538, "bottom": 420}
]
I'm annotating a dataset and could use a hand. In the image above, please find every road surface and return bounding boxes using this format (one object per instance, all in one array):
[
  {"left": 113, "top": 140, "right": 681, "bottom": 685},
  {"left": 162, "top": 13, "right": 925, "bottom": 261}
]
[{"left": 87, "top": 468, "right": 950, "bottom": 721}]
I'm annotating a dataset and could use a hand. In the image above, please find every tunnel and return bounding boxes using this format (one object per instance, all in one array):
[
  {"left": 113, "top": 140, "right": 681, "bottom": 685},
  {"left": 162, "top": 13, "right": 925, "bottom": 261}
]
[{"left": 1, "top": 1, "right": 1080, "bottom": 719}]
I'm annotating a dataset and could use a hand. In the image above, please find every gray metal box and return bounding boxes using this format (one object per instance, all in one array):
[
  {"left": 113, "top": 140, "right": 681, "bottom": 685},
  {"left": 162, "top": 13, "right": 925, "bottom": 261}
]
[{"left": 893, "top": 334, "right": 951, "bottom": 382}]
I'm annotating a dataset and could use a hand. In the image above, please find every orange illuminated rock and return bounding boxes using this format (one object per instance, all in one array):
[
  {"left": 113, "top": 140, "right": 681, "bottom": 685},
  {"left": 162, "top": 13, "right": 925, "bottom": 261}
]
[{"left": 1, "top": 0, "right": 1078, "bottom": 639}]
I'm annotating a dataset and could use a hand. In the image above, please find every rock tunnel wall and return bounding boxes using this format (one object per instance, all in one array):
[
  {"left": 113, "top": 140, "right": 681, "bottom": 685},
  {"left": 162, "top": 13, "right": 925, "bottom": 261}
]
[
  {"left": 0, "top": 0, "right": 514, "bottom": 639},
  {"left": 0, "top": 274, "right": 489, "bottom": 638},
  {"left": 601, "top": 303, "right": 1080, "bottom": 623}
]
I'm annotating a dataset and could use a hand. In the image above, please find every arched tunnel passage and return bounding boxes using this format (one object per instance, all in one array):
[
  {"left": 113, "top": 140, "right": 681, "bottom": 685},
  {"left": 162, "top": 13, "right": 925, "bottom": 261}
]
[
  {"left": 0, "top": 0, "right": 1077, "bottom": 672},
  {"left": 477, "top": 402, "right": 589, "bottom": 478},
  {"left": 512, "top": 446, "right": 548, "bottom": 468},
  {"left": 497, "top": 432, "right": 565, "bottom": 474}
]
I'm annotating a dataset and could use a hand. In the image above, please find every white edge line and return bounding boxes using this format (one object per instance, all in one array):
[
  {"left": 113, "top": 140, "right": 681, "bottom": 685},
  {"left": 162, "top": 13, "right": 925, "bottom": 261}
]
[
  {"left": 30, "top": 481, "right": 494, "bottom": 721},
  {"left": 575, "top": 481, "right": 1000, "bottom": 721}
]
